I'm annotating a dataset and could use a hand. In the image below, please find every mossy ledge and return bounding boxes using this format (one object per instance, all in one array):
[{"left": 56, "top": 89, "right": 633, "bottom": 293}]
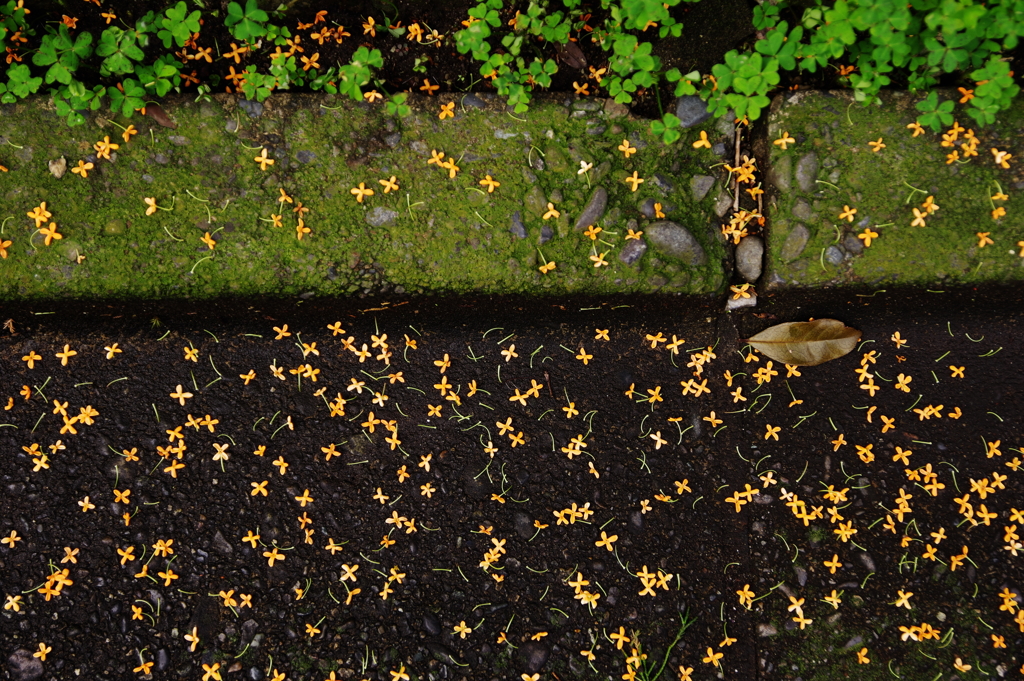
[{"left": 0, "top": 92, "right": 729, "bottom": 300}]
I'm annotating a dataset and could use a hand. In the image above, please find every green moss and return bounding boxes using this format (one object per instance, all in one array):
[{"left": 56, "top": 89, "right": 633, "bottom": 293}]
[
  {"left": 766, "top": 90, "right": 1024, "bottom": 288},
  {"left": 0, "top": 93, "right": 727, "bottom": 300}
]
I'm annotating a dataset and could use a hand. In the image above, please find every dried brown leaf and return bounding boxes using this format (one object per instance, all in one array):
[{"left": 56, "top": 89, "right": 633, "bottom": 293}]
[{"left": 743, "top": 319, "right": 861, "bottom": 366}]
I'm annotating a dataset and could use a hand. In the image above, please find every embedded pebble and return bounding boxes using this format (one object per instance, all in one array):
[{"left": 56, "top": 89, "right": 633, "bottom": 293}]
[
  {"left": 675, "top": 95, "right": 712, "bottom": 128},
  {"left": 619, "top": 235, "right": 647, "bottom": 266},
  {"left": 735, "top": 235, "right": 764, "bottom": 282},
  {"left": 509, "top": 211, "right": 527, "bottom": 240},
  {"left": 573, "top": 187, "right": 607, "bottom": 231},
  {"left": 780, "top": 224, "right": 810, "bottom": 261},
  {"left": 795, "top": 152, "right": 819, "bottom": 192},
  {"left": 690, "top": 175, "right": 716, "bottom": 202},
  {"left": 645, "top": 221, "right": 707, "bottom": 266}
]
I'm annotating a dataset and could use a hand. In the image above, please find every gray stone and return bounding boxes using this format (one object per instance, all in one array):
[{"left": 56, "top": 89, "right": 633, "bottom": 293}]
[
  {"left": 59, "top": 240, "right": 82, "bottom": 262},
  {"left": 735, "top": 235, "right": 764, "bottom": 282},
  {"left": 48, "top": 156, "right": 66, "bottom": 178},
  {"left": 462, "top": 93, "right": 487, "bottom": 109},
  {"left": 156, "top": 648, "right": 170, "bottom": 672},
  {"left": 590, "top": 160, "right": 611, "bottom": 185},
  {"left": 241, "top": 619, "right": 259, "bottom": 644},
  {"left": 574, "top": 187, "right": 607, "bottom": 231},
  {"left": 619, "top": 237, "right": 646, "bottom": 265},
  {"left": 714, "top": 188, "right": 733, "bottom": 218},
  {"left": 792, "top": 198, "right": 814, "bottom": 221},
  {"left": 650, "top": 173, "right": 674, "bottom": 194},
  {"left": 104, "top": 219, "right": 126, "bottom": 236},
  {"left": 690, "top": 175, "right": 715, "bottom": 201},
  {"left": 153, "top": 153, "right": 169, "bottom": 165},
  {"left": 513, "top": 512, "right": 533, "bottom": 540},
  {"left": 757, "top": 624, "right": 778, "bottom": 637},
  {"left": 517, "top": 641, "right": 550, "bottom": 674},
  {"left": 494, "top": 129, "right": 518, "bottom": 140},
  {"left": 645, "top": 221, "right": 706, "bottom": 266},
  {"left": 780, "top": 224, "right": 810, "bottom": 261},
  {"left": 675, "top": 95, "right": 712, "bottom": 128},
  {"left": 383, "top": 132, "right": 401, "bottom": 148},
  {"left": 422, "top": 611, "right": 442, "bottom": 636},
  {"left": 825, "top": 245, "right": 846, "bottom": 265},
  {"left": 509, "top": 211, "right": 527, "bottom": 239},
  {"left": 843, "top": 636, "right": 864, "bottom": 650},
  {"left": 225, "top": 119, "right": 238, "bottom": 133},
  {"left": 768, "top": 154, "right": 792, "bottom": 192},
  {"left": 859, "top": 553, "right": 876, "bottom": 572},
  {"left": 544, "top": 145, "right": 568, "bottom": 172},
  {"left": 795, "top": 152, "right": 819, "bottom": 192},
  {"left": 238, "top": 99, "right": 263, "bottom": 118},
  {"left": 539, "top": 224, "right": 553, "bottom": 244},
  {"left": 712, "top": 142, "right": 727, "bottom": 156},
  {"left": 603, "top": 99, "right": 629, "bottom": 118},
  {"left": 168, "top": 135, "right": 189, "bottom": 146},
  {"left": 572, "top": 100, "right": 600, "bottom": 111},
  {"left": 211, "top": 530, "right": 233, "bottom": 554},
  {"left": 523, "top": 185, "right": 547, "bottom": 219},
  {"left": 141, "top": 174, "right": 154, "bottom": 183},
  {"left": 638, "top": 198, "right": 675, "bottom": 219},
  {"left": 585, "top": 121, "right": 606, "bottom": 135},
  {"left": 365, "top": 207, "right": 398, "bottom": 228},
  {"left": 6, "top": 649, "right": 43, "bottom": 681},
  {"left": 843, "top": 233, "right": 864, "bottom": 256},
  {"left": 295, "top": 150, "right": 316, "bottom": 164},
  {"left": 726, "top": 293, "right": 757, "bottom": 310},
  {"left": 715, "top": 113, "right": 735, "bottom": 135}
]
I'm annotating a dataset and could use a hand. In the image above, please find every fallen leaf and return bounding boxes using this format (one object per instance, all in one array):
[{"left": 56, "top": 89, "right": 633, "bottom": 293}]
[
  {"left": 48, "top": 156, "right": 67, "bottom": 179},
  {"left": 743, "top": 319, "right": 861, "bottom": 366},
  {"left": 145, "top": 104, "right": 177, "bottom": 129}
]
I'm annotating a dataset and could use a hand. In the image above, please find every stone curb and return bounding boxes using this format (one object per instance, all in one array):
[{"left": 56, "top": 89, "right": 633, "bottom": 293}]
[
  {"left": 0, "top": 93, "right": 737, "bottom": 300},
  {"left": 762, "top": 89, "right": 1024, "bottom": 290}
]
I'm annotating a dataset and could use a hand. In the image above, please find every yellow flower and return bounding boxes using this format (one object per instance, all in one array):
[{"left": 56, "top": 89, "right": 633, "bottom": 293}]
[
  {"left": 906, "top": 121, "right": 924, "bottom": 136},
  {"left": 438, "top": 102, "right": 455, "bottom": 120},
  {"left": 773, "top": 132, "right": 795, "bottom": 149},
  {"left": 624, "top": 171, "right": 644, "bottom": 191},
  {"left": 93, "top": 135, "right": 119, "bottom": 160},
  {"left": 977, "top": 231, "right": 994, "bottom": 248},
  {"left": 539, "top": 261, "right": 555, "bottom": 274},
  {"left": 364, "top": 90, "right": 383, "bottom": 103},
  {"left": 868, "top": 137, "right": 885, "bottom": 152},
  {"left": 692, "top": 130, "right": 711, "bottom": 149},
  {"left": 71, "top": 160, "right": 93, "bottom": 178},
  {"left": 350, "top": 182, "right": 374, "bottom": 203},
  {"left": 253, "top": 147, "right": 274, "bottom": 170},
  {"left": 543, "top": 202, "right": 560, "bottom": 220},
  {"left": 991, "top": 206, "right": 1006, "bottom": 220},
  {"left": 618, "top": 139, "right": 637, "bottom": 158},
  {"left": 144, "top": 197, "right": 158, "bottom": 215},
  {"left": 910, "top": 207, "right": 927, "bottom": 227},
  {"left": 858, "top": 228, "right": 878, "bottom": 247},
  {"left": 838, "top": 205, "right": 857, "bottom": 221},
  {"left": 27, "top": 201, "right": 52, "bottom": 227}
]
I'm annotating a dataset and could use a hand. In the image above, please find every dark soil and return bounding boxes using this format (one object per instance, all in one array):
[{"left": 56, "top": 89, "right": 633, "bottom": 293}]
[{"left": 2, "top": 287, "right": 1023, "bottom": 680}]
